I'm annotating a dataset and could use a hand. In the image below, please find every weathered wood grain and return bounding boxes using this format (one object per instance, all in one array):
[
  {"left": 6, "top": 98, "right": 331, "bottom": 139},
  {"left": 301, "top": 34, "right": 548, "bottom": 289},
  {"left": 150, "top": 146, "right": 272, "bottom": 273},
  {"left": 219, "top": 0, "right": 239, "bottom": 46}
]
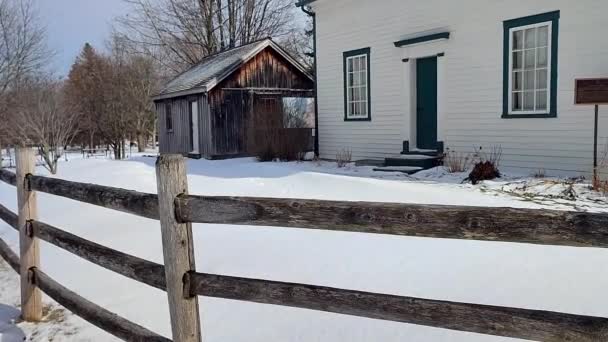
[
  {"left": 33, "top": 268, "right": 170, "bottom": 342},
  {"left": 16, "top": 147, "right": 42, "bottom": 321},
  {"left": 0, "top": 168, "right": 16, "bottom": 186},
  {"left": 176, "top": 195, "right": 608, "bottom": 248},
  {"left": 0, "top": 235, "right": 19, "bottom": 273},
  {"left": 156, "top": 155, "right": 201, "bottom": 342},
  {"left": 32, "top": 219, "right": 166, "bottom": 291},
  {"left": 28, "top": 175, "right": 159, "bottom": 220},
  {"left": 189, "top": 272, "right": 608, "bottom": 342},
  {"left": 0, "top": 203, "right": 18, "bottom": 230}
]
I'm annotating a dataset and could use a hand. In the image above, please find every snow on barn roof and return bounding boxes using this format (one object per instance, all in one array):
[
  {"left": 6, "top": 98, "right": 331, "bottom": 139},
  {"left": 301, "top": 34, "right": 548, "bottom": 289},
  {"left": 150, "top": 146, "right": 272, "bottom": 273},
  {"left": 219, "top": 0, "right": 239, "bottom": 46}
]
[{"left": 153, "top": 38, "right": 311, "bottom": 100}]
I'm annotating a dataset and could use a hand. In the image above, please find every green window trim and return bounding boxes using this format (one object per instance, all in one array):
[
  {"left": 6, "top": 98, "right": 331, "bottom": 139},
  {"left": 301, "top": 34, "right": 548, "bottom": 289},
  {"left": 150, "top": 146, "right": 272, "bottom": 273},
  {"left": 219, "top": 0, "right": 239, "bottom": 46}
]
[
  {"left": 502, "top": 10, "right": 560, "bottom": 119},
  {"left": 343, "top": 47, "right": 372, "bottom": 122}
]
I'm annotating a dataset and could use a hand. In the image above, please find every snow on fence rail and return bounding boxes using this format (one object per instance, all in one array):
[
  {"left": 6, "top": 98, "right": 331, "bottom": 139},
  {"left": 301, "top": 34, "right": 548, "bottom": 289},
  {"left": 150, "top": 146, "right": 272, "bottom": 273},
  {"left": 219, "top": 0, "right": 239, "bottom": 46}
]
[{"left": 0, "top": 148, "right": 608, "bottom": 341}]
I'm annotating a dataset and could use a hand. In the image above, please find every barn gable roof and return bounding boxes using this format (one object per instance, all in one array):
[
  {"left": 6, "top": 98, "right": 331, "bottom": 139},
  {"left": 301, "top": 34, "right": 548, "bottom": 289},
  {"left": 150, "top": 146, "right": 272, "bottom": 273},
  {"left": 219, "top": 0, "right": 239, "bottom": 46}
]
[{"left": 153, "top": 38, "right": 312, "bottom": 100}]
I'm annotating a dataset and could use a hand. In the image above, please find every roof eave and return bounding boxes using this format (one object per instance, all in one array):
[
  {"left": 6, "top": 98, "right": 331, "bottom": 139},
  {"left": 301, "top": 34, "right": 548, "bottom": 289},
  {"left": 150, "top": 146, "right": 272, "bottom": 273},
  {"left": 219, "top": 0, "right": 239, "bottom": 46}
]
[{"left": 151, "top": 87, "right": 208, "bottom": 101}]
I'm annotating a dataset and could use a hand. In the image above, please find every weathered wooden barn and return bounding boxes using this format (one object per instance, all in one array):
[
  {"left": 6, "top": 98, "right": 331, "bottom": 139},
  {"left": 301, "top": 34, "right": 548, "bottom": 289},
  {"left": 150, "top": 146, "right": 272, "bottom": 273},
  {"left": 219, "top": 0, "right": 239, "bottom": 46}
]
[{"left": 153, "top": 38, "right": 314, "bottom": 159}]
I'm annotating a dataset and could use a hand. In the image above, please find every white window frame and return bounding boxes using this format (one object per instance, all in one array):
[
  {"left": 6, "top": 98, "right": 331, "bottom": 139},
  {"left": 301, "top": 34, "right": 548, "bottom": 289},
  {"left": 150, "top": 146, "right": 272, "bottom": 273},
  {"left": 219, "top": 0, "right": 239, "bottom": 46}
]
[
  {"left": 507, "top": 21, "right": 552, "bottom": 115},
  {"left": 345, "top": 53, "right": 369, "bottom": 120}
]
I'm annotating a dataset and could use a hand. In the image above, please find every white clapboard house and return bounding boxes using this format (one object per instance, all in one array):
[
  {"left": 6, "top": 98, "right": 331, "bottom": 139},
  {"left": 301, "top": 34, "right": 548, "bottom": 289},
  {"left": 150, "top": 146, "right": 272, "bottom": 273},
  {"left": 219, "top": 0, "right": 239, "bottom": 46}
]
[{"left": 297, "top": 0, "right": 608, "bottom": 175}]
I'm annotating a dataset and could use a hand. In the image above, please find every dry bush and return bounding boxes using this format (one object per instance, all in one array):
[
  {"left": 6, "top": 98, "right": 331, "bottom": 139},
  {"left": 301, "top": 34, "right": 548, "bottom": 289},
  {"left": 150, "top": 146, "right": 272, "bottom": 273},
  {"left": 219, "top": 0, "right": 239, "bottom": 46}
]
[
  {"left": 593, "top": 142, "right": 608, "bottom": 194},
  {"left": 467, "top": 161, "right": 501, "bottom": 185},
  {"left": 443, "top": 148, "right": 470, "bottom": 173},
  {"left": 465, "top": 145, "right": 502, "bottom": 184},
  {"left": 336, "top": 148, "right": 352, "bottom": 168},
  {"left": 472, "top": 145, "right": 503, "bottom": 167},
  {"left": 256, "top": 129, "right": 309, "bottom": 162}
]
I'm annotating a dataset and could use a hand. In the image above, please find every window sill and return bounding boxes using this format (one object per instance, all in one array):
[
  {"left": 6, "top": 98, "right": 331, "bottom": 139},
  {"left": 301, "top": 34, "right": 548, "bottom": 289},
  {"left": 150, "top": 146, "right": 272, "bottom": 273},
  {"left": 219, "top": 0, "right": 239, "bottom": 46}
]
[
  {"left": 501, "top": 112, "right": 556, "bottom": 119},
  {"left": 344, "top": 116, "right": 372, "bottom": 122}
]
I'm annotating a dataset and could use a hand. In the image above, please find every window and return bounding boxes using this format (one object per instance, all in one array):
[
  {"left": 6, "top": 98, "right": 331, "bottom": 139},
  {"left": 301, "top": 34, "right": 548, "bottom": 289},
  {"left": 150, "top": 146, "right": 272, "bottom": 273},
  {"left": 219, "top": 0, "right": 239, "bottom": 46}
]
[
  {"left": 343, "top": 48, "right": 371, "bottom": 121},
  {"left": 165, "top": 102, "right": 173, "bottom": 132},
  {"left": 503, "top": 11, "right": 559, "bottom": 118}
]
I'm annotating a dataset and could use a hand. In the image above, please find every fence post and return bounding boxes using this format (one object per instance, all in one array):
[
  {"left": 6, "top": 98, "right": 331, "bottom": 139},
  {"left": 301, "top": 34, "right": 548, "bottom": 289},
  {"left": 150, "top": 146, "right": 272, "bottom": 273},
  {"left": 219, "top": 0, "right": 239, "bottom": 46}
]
[
  {"left": 15, "top": 146, "right": 42, "bottom": 321},
  {"left": 156, "top": 154, "right": 201, "bottom": 342}
]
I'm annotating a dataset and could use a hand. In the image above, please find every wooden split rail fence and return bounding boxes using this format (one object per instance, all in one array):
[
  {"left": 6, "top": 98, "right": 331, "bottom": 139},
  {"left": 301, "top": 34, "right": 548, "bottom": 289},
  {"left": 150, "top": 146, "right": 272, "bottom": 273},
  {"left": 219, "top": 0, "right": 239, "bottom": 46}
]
[{"left": 0, "top": 147, "right": 607, "bottom": 341}]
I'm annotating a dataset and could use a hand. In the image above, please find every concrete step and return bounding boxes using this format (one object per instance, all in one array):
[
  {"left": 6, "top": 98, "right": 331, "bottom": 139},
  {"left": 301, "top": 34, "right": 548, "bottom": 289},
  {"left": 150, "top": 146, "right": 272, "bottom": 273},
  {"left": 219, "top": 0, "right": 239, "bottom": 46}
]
[
  {"left": 384, "top": 154, "right": 441, "bottom": 169},
  {"left": 400, "top": 148, "right": 439, "bottom": 156},
  {"left": 373, "top": 166, "right": 424, "bottom": 174}
]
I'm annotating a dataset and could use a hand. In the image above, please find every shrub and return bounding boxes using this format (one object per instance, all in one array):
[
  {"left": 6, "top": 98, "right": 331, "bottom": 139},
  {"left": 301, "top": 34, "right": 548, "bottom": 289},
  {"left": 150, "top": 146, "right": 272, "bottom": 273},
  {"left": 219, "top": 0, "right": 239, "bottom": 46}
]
[
  {"left": 443, "top": 148, "right": 470, "bottom": 173},
  {"left": 256, "top": 142, "right": 276, "bottom": 162},
  {"left": 467, "top": 161, "right": 500, "bottom": 185},
  {"left": 336, "top": 148, "right": 352, "bottom": 168},
  {"left": 255, "top": 129, "right": 309, "bottom": 162},
  {"left": 472, "top": 145, "right": 503, "bottom": 167}
]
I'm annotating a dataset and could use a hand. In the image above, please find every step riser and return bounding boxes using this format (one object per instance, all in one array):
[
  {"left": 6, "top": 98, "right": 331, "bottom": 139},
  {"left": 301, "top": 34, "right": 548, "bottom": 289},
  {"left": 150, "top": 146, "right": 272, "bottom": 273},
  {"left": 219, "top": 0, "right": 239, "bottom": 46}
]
[{"left": 385, "top": 158, "right": 439, "bottom": 169}]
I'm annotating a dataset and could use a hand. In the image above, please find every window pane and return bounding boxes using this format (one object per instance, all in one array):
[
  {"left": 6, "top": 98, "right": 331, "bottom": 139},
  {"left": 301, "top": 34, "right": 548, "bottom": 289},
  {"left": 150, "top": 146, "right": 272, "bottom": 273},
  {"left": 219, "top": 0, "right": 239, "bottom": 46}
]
[
  {"left": 512, "top": 51, "right": 523, "bottom": 70},
  {"left": 524, "top": 28, "right": 536, "bottom": 48},
  {"left": 350, "top": 102, "right": 355, "bottom": 115},
  {"left": 360, "top": 71, "right": 367, "bottom": 86},
  {"left": 360, "top": 56, "right": 367, "bottom": 71},
  {"left": 513, "top": 71, "right": 523, "bottom": 91},
  {"left": 523, "top": 91, "right": 535, "bottom": 110},
  {"left": 361, "top": 100, "right": 367, "bottom": 115},
  {"left": 512, "top": 92, "right": 522, "bottom": 111},
  {"left": 537, "top": 47, "right": 548, "bottom": 67},
  {"left": 348, "top": 72, "right": 354, "bottom": 87},
  {"left": 524, "top": 70, "right": 535, "bottom": 90},
  {"left": 354, "top": 72, "right": 361, "bottom": 86},
  {"left": 513, "top": 30, "right": 524, "bottom": 50},
  {"left": 348, "top": 58, "right": 354, "bottom": 72},
  {"left": 536, "top": 90, "right": 547, "bottom": 110},
  {"left": 537, "top": 26, "right": 549, "bottom": 46},
  {"left": 536, "top": 69, "right": 548, "bottom": 89},
  {"left": 524, "top": 49, "right": 536, "bottom": 69}
]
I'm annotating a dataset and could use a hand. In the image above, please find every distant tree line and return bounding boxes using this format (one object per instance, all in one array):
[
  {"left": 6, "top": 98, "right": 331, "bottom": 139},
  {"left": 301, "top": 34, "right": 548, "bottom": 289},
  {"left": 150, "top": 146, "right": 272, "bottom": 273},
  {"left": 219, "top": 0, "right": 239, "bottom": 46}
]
[{"left": 64, "top": 38, "right": 159, "bottom": 161}]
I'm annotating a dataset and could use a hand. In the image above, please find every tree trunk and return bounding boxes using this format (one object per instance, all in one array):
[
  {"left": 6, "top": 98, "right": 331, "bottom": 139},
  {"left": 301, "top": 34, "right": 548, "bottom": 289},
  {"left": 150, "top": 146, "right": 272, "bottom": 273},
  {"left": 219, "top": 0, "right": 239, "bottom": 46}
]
[{"left": 137, "top": 134, "right": 146, "bottom": 153}]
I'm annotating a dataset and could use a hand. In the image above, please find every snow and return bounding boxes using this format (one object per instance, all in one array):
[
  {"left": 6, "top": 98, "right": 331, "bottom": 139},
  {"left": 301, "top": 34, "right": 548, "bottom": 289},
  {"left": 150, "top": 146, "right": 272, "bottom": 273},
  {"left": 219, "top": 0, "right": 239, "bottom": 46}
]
[{"left": 0, "top": 155, "right": 607, "bottom": 341}]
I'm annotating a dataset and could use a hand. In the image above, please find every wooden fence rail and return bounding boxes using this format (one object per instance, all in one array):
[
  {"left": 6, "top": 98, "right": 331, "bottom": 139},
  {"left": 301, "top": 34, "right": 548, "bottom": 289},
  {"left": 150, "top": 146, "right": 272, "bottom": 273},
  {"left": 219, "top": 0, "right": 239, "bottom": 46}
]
[
  {"left": 33, "top": 268, "right": 171, "bottom": 342},
  {"left": 176, "top": 195, "right": 608, "bottom": 248},
  {"left": 188, "top": 272, "right": 608, "bottom": 342},
  {"left": 28, "top": 174, "right": 160, "bottom": 220},
  {"left": 0, "top": 151, "right": 608, "bottom": 342}
]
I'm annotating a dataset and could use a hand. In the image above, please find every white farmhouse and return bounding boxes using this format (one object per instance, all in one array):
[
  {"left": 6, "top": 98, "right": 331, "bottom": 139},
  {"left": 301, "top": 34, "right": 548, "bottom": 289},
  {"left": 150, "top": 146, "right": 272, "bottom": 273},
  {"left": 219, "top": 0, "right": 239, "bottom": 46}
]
[{"left": 298, "top": 0, "right": 608, "bottom": 175}]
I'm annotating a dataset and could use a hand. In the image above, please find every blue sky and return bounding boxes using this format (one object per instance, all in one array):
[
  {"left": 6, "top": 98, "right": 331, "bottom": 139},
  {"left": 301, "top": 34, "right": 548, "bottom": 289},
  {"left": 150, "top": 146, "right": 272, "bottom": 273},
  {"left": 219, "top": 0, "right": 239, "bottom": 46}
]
[{"left": 40, "top": 0, "right": 129, "bottom": 77}]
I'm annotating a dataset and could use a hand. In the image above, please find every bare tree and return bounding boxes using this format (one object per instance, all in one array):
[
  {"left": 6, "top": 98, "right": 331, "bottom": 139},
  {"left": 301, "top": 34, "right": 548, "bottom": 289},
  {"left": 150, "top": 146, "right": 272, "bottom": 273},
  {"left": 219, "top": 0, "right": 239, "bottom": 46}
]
[
  {"left": 283, "top": 97, "right": 313, "bottom": 128},
  {"left": 110, "top": 34, "right": 160, "bottom": 152},
  {"left": 7, "top": 77, "right": 80, "bottom": 174},
  {"left": 0, "top": 0, "right": 50, "bottom": 158},
  {"left": 66, "top": 41, "right": 160, "bottom": 159},
  {"left": 115, "top": 0, "right": 297, "bottom": 74}
]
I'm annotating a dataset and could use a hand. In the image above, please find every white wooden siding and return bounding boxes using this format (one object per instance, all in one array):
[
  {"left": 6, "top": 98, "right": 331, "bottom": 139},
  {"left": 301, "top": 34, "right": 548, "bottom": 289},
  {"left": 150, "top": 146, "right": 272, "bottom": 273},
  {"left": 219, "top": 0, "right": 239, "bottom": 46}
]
[{"left": 313, "top": 0, "right": 608, "bottom": 174}]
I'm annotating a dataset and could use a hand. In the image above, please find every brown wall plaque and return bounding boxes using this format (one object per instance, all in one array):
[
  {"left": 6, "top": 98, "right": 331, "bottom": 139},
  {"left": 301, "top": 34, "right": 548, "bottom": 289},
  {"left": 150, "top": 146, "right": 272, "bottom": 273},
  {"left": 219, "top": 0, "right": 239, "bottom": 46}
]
[{"left": 575, "top": 78, "right": 608, "bottom": 104}]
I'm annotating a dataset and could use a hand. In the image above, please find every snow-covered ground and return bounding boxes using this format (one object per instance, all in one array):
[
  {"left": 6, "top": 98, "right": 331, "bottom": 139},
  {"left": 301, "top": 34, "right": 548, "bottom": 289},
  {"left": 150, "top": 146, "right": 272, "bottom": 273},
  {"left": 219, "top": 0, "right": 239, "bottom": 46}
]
[{"left": 0, "top": 154, "right": 607, "bottom": 341}]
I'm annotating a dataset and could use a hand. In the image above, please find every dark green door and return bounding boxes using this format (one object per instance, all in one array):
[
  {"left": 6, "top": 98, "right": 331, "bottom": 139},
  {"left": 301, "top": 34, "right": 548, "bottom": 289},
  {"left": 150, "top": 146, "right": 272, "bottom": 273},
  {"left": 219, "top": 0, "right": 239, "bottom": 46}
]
[{"left": 416, "top": 56, "right": 438, "bottom": 150}]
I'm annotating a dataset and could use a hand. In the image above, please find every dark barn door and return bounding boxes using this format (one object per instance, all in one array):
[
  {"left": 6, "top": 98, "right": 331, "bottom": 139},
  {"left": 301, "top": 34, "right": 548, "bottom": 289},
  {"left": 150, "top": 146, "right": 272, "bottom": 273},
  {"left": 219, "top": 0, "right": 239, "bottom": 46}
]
[{"left": 416, "top": 56, "right": 438, "bottom": 150}]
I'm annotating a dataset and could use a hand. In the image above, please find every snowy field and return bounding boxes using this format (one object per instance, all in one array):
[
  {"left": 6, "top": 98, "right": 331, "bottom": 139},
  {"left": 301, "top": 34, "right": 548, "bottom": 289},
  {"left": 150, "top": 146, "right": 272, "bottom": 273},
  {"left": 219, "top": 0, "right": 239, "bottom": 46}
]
[{"left": 1, "top": 154, "right": 608, "bottom": 341}]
